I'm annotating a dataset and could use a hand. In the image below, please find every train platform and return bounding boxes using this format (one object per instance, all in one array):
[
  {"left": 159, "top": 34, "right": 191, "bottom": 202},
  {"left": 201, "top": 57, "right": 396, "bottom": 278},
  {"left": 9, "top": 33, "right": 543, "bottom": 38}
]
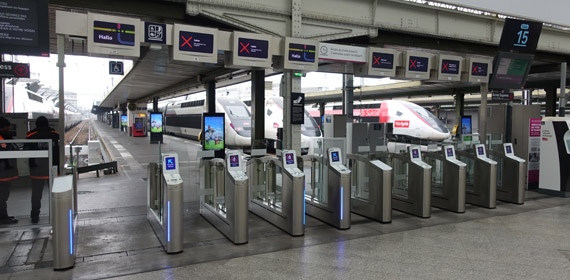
[{"left": 1, "top": 121, "right": 570, "bottom": 279}]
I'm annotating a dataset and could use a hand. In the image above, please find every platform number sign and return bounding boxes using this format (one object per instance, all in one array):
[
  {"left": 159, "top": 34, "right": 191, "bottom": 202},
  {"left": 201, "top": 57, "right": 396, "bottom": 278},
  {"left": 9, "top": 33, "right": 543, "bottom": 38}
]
[
  {"left": 499, "top": 18, "right": 542, "bottom": 53},
  {"left": 109, "top": 61, "right": 124, "bottom": 75}
]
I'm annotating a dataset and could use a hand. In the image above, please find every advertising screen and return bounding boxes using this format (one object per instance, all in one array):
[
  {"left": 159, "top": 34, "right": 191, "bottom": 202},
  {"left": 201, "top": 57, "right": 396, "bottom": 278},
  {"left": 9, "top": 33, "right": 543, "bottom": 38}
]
[
  {"left": 237, "top": 38, "right": 268, "bottom": 59},
  {"left": 331, "top": 151, "right": 340, "bottom": 162},
  {"left": 461, "top": 116, "right": 472, "bottom": 134},
  {"left": 471, "top": 62, "right": 489, "bottom": 77},
  {"left": 121, "top": 115, "right": 127, "bottom": 126},
  {"left": 93, "top": 20, "right": 136, "bottom": 46},
  {"left": 371, "top": 52, "right": 394, "bottom": 69},
  {"left": 441, "top": 59, "right": 460, "bottom": 75},
  {"left": 412, "top": 149, "right": 419, "bottom": 159},
  {"left": 477, "top": 146, "right": 485, "bottom": 156},
  {"left": 179, "top": 31, "right": 214, "bottom": 54},
  {"left": 447, "top": 148, "right": 454, "bottom": 157},
  {"left": 285, "top": 153, "right": 295, "bottom": 165},
  {"left": 230, "top": 155, "right": 239, "bottom": 167},
  {"left": 203, "top": 114, "right": 225, "bottom": 151},
  {"left": 408, "top": 56, "right": 429, "bottom": 72},
  {"left": 288, "top": 43, "right": 316, "bottom": 63},
  {"left": 150, "top": 113, "right": 163, "bottom": 133},
  {"left": 165, "top": 157, "right": 176, "bottom": 170},
  {"left": 0, "top": 0, "right": 49, "bottom": 56}
]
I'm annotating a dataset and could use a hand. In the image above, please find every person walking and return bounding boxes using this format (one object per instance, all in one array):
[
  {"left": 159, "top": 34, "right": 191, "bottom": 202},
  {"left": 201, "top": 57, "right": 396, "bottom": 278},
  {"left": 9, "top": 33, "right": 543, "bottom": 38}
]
[{"left": 0, "top": 117, "right": 19, "bottom": 224}]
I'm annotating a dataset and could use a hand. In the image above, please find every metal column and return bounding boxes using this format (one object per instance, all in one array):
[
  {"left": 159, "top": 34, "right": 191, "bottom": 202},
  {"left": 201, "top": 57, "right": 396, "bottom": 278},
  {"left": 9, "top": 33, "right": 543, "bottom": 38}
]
[
  {"left": 206, "top": 80, "right": 216, "bottom": 113},
  {"left": 57, "top": 34, "right": 66, "bottom": 175},
  {"left": 251, "top": 70, "right": 265, "bottom": 149},
  {"left": 153, "top": 97, "right": 159, "bottom": 113},
  {"left": 342, "top": 74, "right": 354, "bottom": 121},
  {"left": 545, "top": 87, "right": 557, "bottom": 117},
  {"left": 479, "top": 84, "right": 488, "bottom": 147},
  {"left": 455, "top": 92, "right": 465, "bottom": 133},
  {"left": 559, "top": 62, "right": 567, "bottom": 117}
]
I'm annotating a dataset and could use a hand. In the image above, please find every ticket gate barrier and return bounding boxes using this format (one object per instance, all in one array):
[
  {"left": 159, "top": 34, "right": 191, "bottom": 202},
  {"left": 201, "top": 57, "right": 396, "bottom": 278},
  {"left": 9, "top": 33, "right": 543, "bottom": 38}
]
[
  {"left": 423, "top": 146, "right": 466, "bottom": 213},
  {"left": 488, "top": 143, "right": 526, "bottom": 204},
  {"left": 199, "top": 150, "right": 249, "bottom": 244},
  {"left": 302, "top": 147, "right": 351, "bottom": 230},
  {"left": 247, "top": 150, "right": 304, "bottom": 236},
  {"left": 347, "top": 153, "right": 392, "bottom": 223},
  {"left": 374, "top": 146, "right": 431, "bottom": 218},
  {"left": 52, "top": 175, "right": 76, "bottom": 270},
  {"left": 147, "top": 153, "right": 183, "bottom": 253},
  {"left": 455, "top": 144, "right": 497, "bottom": 209}
]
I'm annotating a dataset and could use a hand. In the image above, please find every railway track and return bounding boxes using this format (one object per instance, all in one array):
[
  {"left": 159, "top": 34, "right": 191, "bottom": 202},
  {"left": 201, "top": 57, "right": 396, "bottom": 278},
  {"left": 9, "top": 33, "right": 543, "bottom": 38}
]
[{"left": 65, "top": 120, "right": 92, "bottom": 146}]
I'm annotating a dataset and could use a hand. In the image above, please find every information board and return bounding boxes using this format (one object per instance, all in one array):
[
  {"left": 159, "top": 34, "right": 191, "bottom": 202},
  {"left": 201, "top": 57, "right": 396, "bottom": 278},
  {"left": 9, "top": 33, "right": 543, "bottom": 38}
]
[
  {"left": 203, "top": 113, "right": 225, "bottom": 156},
  {"left": 0, "top": 62, "right": 30, "bottom": 78},
  {"left": 0, "top": 0, "right": 49, "bottom": 56},
  {"left": 489, "top": 52, "right": 533, "bottom": 89},
  {"left": 226, "top": 31, "right": 272, "bottom": 68},
  {"left": 355, "top": 47, "right": 399, "bottom": 78},
  {"left": 403, "top": 51, "right": 431, "bottom": 79},
  {"left": 150, "top": 113, "right": 163, "bottom": 133},
  {"left": 88, "top": 13, "right": 140, "bottom": 57},
  {"left": 437, "top": 54, "right": 462, "bottom": 81},
  {"left": 291, "top": 92, "right": 305, "bottom": 125},
  {"left": 499, "top": 18, "right": 542, "bottom": 53},
  {"left": 172, "top": 24, "right": 218, "bottom": 64}
]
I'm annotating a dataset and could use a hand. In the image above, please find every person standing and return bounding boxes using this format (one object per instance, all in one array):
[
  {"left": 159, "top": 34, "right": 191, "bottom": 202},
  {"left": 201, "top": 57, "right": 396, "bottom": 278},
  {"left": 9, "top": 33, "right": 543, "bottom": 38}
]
[
  {"left": 0, "top": 117, "right": 19, "bottom": 224},
  {"left": 26, "top": 116, "right": 60, "bottom": 224}
]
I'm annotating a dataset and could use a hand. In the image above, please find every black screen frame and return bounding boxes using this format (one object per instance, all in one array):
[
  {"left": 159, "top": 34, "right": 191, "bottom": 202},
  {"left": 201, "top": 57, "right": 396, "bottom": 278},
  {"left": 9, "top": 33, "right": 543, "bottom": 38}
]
[
  {"left": 202, "top": 112, "right": 225, "bottom": 158},
  {"left": 489, "top": 52, "right": 534, "bottom": 89},
  {"left": 0, "top": 0, "right": 50, "bottom": 56}
]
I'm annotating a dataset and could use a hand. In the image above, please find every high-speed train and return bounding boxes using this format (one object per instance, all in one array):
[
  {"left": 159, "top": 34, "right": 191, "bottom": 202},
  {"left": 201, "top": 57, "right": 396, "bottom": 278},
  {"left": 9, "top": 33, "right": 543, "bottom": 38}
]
[{"left": 307, "top": 100, "right": 450, "bottom": 141}]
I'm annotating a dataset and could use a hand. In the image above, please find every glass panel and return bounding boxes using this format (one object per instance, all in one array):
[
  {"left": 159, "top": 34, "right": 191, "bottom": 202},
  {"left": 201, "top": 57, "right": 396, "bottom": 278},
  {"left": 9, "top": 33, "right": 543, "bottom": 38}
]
[
  {"left": 457, "top": 154, "right": 475, "bottom": 192},
  {"left": 392, "top": 157, "right": 409, "bottom": 199},
  {"left": 490, "top": 155, "right": 504, "bottom": 190},
  {"left": 149, "top": 162, "right": 162, "bottom": 220},
  {"left": 427, "top": 157, "right": 444, "bottom": 195},
  {"left": 351, "top": 160, "right": 370, "bottom": 200}
]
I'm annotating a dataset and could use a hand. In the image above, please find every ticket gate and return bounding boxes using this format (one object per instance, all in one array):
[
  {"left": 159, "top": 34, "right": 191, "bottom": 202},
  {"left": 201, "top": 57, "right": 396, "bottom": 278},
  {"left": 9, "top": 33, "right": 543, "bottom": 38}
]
[
  {"left": 423, "top": 146, "right": 466, "bottom": 213},
  {"left": 147, "top": 153, "right": 183, "bottom": 253},
  {"left": 374, "top": 146, "right": 431, "bottom": 218},
  {"left": 347, "top": 153, "right": 392, "bottom": 223},
  {"left": 52, "top": 175, "right": 76, "bottom": 270},
  {"left": 199, "top": 150, "right": 249, "bottom": 244},
  {"left": 456, "top": 144, "right": 497, "bottom": 209},
  {"left": 488, "top": 143, "right": 526, "bottom": 204},
  {"left": 247, "top": 150, "right": 304, "bottom": 236},
  {"left": 302, "top": 148, "right": 351, "bottom": 230}
]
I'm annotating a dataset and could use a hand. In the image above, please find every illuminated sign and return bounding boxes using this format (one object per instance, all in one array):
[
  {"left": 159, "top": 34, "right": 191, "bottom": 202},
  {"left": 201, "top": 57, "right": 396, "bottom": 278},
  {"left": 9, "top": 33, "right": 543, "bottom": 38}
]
[
  {"left": 371, "top": 52, "right": 394, "bottom": 69},
  {"left": 447, "top": 148, "right": 454, "bottom": 157},
  {"left": 237, "top": 38, "right": 268, "bottom": 59},
  {"left": 499, "top": 18, "right": 542, "bottom": 53},
  {"left": 441, "top": 59, "right": 460, "bottom": 75},
  {"left": 150, "top": 113, "right": 163, "bottom": 133},
  {"left": 165, "top": 157, "right": 176, "bottom": 170},
  {"left": 288, "top": 43, "right": 315, "bottom": 63},
  {"left": 471, "top": 62, "right": 488, "bottom": 77},
  {"left": 93, "top": 20, "right": 136, "bottom": 46},
  {"left": 285, "top": 153, "right": 295, "bottom": 165},
  {"left": 179, "top": 31, "right": 214, "bottom": 54},
  {"left": 0, "top": 62, "right": 30, "bottom": 78},
  {"left": 477, "top": 146, "right": 485, "bottom": 156},
  {"left": 0, "top": 0, "right": 49, "bottom": 56},
  {"left": 172, "top": 24, "right": 218, "bottom": 63},
  {"left": 203, "top": 113, "right": 225, "bottom": 151},
  {"left": 230, "top": 155, "right": 239, "bottom": 167},
  {"left": 88, "top": 13, "right": 140, "bottom": 57},
  {"left": 121, "top": 115, "right": 127, "bottom": 126},
  {"left": 412, "top": 149, "right": 419, "bottom": 159},
  {"left": 331, "top": 151, "right": 340, "bottom": 162},
  {"left": 408, "top": 56, "right": 429, "bottom": 72},
  {"left": 490, "top": 52, "right": 533, "bottom": 89}
]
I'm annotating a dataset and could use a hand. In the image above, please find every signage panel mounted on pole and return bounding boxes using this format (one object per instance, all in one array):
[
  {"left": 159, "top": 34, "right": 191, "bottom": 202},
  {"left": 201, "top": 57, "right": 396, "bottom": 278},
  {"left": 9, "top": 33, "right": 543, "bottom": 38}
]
[
  {"left": 463, "top": 57, "right": 492, "bottom": 83},
  {"left": 399, "top": 51, "right": 432, "bottom": 80},
  {"left": 225, "top": 31, "right": 273, "bottom": 69},
  {"left": 273, "top": 37, "right": 319, "bottom": 72},
  {"left": 499, "top": 18, "right": 542, "bottom": 53},
  {"left": 318, "top": 43, "right": 366, "bottom": 63},
  {"left": 109, "top": 61, "right": 124, "bottom": 75},
  {"left": 87, "top": 13, "right": 141, "bottom": 57},
  {"left": 0, "top": 62, "right": 30, "bottom": 78},
  {"left": 436, "top": 54, "right": 463, "bottom": 82},
  {"left": 355, "top": 47, "right": 400, "bottom": 78},
  {"left": 172, "top": 24, "right": 218, "bottom": 64},
  {"left": 291, "top": 92, "right": 305, "bottom": 125}
]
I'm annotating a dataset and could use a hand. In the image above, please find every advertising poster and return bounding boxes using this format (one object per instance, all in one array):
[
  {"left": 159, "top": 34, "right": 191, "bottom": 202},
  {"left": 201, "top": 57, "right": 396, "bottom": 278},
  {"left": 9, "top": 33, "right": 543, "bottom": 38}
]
[
  {"left": 121, "top": 115, "right": 127, "bottom": 126},
  {"left": 150, "top": 113, "right": 163, "bottom": 133},
  {"left": 203, "top": 115, "right": 224, "bottom": 151},
  {"left": 527, "top": 118, "right": 541, "bottom": 186}
]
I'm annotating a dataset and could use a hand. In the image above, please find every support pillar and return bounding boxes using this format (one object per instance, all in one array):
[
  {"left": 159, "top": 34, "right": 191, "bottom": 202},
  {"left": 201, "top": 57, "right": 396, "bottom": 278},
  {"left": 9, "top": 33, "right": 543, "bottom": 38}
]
[
  {"left": 57, "top": 34, "right": 66, "bottom": 175},
  {"left": 559, "top": 62, "right": 567, "bottom": 117},
  {"left": 282, "top": 71, "right": 302, "bottom": 155},
  {"left": 251, "top": 70, "right": 265, "bottom": 149},
  {"left": 545, "top": 87, "right": 557, "bottom": 117},
  {"left": 153, "top": 97, "right": 159, "bottom": 113},
  {"left": 455, "top": 92, "right": 465, "bottom": 132},
  {"left": 342, "top": 74, "right": 354, "bottom": 122},
  {"left": 479, "top": 84, "right": 488, "bottom": 147},
  {"left": 206, "top": 80, "right": 216, "bottom": 113}
]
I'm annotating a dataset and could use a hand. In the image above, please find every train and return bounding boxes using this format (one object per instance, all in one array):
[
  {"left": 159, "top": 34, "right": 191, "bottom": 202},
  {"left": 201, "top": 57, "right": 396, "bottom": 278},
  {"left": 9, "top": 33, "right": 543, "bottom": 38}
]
[
  {"left": 306, "top": 100, "right": 450, "bottom": 142},
  {"left": 163, "top": 96, "right": 322, "bottom": 153},
  {"left": 4, "top": 79, "right": 83, "bottom": 131}
]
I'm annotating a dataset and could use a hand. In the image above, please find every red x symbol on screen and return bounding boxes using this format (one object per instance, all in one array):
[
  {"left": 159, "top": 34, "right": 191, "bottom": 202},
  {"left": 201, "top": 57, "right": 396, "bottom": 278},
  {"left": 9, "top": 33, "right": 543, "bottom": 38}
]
[
  {"left": 240, "top": 42, "right": 250, "bottom": 53},
  {"left": 181, "top": 35, "right": 192, "bottom": 47},
  {"left": 410, "top": 59, "right": 417, "bottom": 68},
  {"left": 472, "top": 65, "right": 479, "bottom": 74},
  {"left": 442, "top": 62, "right": 449, "bottom": 71},
  {"left": 373, "top": 56, "right": 381, "bottom": 65}
]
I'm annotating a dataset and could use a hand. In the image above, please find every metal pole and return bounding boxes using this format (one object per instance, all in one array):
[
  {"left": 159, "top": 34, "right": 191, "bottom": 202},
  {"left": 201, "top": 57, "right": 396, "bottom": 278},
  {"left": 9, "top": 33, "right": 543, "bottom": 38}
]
[
  {"left": 57, "top": 34, "right": 66, "bottom": 175},
  {"left": 479, "top": 83, "right": 488, "bottom": 148},
  {"left": 342, "top": 74, "right": 354, "bottom": 122},
  {"left": 559, "top": 62, "right": 567, "bottom": 117},
  {"left": 251, "top": 70, "right": 265, "bottom": 149}
]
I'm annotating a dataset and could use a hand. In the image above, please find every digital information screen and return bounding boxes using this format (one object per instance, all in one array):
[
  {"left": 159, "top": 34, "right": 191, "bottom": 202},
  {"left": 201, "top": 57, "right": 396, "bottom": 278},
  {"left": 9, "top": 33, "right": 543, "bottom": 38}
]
[
  {"left": 461, "top": 117, "right": 472, "bottom": 134},
  {"left": 230, "top": 155, "right": 239, "bottom": 167},
  {"left": 203, "top": 115, "right": 225, "bottom": 151},
  {"left": 165, "top": 157, "right": 176, "bottom": 170},
  {"left": 179, "top": 31, "right": 214, "bottom": 53},
  {"left": 446, "top": 148, "right": 454, "bottom": 157},
  {"left": 288, "top": 43, "right": 316, "bottom": 62},
  {"left": 331, "top": 151, "right": 340, "bottom": 162},
  {"left": 477, "top": 146, "right": 485, "bottom": 156},
  {"left": 441, "top": 59, "right": 460, "bottom": 75},
  {"left": 471, "top": 62, "right": 489, "bottom": 77},
  {"left": 408, "top": 56, "right": 429, "bottom": 72},
  {"left": 237, "top": 38, "right": 268, "bottom": 59},
  {"left": 285, "top": 153, "right": 295, "bottom": 165},
  {"left": 412, "top": 149, "right": 420, "bottom": 159},
  {"left": 150, "top": 113, "right": 163, "bottom": 133},
  {"left": 493, "top": 57, "right": 530, "bottom": 85},
  {"left": 121, "top": 115, "right": 127, "bottom": 126},
  {"left": 499, "top": 18, "right": 542, "bottom": 53},
  {"left": 0, "top": 0, "right": 49, "bottom": 56},
  {"left": 93, "top": 20, "right": 136, "bottom": 46},
  {"left": 371, "top": 52, "right": 394, "bottom": 69},
  {"left": 506, "top": 145, "right": 512, "bottom": 154}
]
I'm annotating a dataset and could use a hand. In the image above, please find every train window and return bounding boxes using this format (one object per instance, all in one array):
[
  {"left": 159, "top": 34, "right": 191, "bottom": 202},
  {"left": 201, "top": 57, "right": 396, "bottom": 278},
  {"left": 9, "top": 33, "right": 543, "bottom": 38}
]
[
  {"left": 267, "top": 109, "right": 273, "bottom": 116},
  {"left": 226, "top": 106, "right": 250, "bottom": 117},
  {"left": 28, "top": 91, "right": 43, "bottom": 103}
]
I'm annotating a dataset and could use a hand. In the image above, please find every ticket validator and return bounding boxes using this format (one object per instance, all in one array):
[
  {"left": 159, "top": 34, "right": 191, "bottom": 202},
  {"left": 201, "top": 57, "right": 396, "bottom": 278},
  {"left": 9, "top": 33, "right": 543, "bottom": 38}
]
[
  {"left": 424, "top": 145, "right": 467, "bottom": 213},
  {"left": 495, "top": 143, "right": 526, "bottom": 204},
  {"left": 538, "top": 117, "right": 570, "bottom": 197},
  {"left": 465, "top": 144, "right": 497, "bottom": 208}
]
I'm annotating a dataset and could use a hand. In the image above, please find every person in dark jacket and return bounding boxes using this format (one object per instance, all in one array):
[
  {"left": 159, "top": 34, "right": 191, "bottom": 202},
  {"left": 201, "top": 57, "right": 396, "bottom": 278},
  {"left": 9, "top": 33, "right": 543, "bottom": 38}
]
[
  {"left": 0, "top": 117, "right": 18, "bottom": 224},
  {"left": 26, "top": 116, "right": 59, "bottom": 224}
]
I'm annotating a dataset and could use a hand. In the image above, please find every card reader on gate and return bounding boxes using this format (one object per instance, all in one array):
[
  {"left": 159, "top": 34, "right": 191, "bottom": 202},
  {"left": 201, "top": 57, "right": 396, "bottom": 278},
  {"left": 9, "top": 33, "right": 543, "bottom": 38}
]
[
  {"left": 443, "top": 145, "right": 466, "bottom": 167},
  {"left": 163, "top": 154, "right": 183, "bottom": 185},
  {"left": 227, "top": 151, "right": 248, "bottom": 181},
  {"left": 282, "top": 150, "right": 303, "bottom": 176},
  {"left": 328, "top": 148, "right": 350, "bottom": 174},
  {"left": 408, "top": 146, "right": 431, "bottom": 169},
  {"left": 503, "top": 143, "right": 525, "bottom": 163}
]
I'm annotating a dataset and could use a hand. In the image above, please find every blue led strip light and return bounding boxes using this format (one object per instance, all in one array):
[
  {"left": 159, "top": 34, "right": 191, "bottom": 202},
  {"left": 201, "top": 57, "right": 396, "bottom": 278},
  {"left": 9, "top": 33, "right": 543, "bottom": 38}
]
[
  {"left": 69, "top": 209, "right": 73, "bottom": 255},
  {"left": 340, "top": 187, "right": 344, "bottom": 220},
  {"left": 167, "top": 200, "right": 171, "bottom": 243},
  {"left": 303, "top": 183, "right": 306, "bottom": 225}
]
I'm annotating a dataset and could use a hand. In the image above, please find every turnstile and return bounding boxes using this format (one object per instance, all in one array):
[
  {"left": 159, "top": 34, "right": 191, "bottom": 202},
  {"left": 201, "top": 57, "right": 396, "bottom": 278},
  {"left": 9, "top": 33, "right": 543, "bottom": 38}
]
[
  {"left": 199, "top": 150, "right": 249, "bottom": 244},
  {"left": 375, "top": 146, "right": 431, "bottom": 218},
  {"left": 247, "top": 150, "right": 304, "bottom": 236},
  {"left": 489, "top": 143, "right": 526, "bottom": 204},
  {"left": 348, "top": 153, "right": 392, "bottom": 223},
  {"left": 423, "top": 145, "right": 466, "bottom": 213},
  {"left": 303, "top": 147, "right": 351, "bottom": 230},
  {"left": 147, "top": 153, "right": 183, "bottom": 253},
  {"left": 52, "top": 175, "right": 76, "bottom": 270},
  {"left": 456, "top": 144, "right": 497, "bottom": 209}
]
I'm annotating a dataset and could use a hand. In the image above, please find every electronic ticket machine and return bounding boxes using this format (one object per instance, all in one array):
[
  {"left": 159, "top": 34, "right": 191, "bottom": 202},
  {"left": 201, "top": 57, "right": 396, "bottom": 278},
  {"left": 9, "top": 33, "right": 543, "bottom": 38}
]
[
  {"left": 493, "top": 143, "right": 526, "bottom": 204},
  {"left": 304, "top": 148, "right": 351, "bottom": 230},
  {"left": 389, "top": 146, "right": 431, "bottom": 218},
  {"left": 539, "top": 117, "right": 570, "bottom": 197},
  {"left": 132, "top": 114, "right": 147, "bottom": 137},
  {"left": 148, "top": 153, "right": 183, "bottom": 254},
  {"left": 248, "top": 150, "right": 305, "bottom": 236},
  {"left": 424, "top": 146, "right": 466, "bottom": 213},
  {"left": 200, "top": 150, "right": 249, "bottom": 244},
  {"left": 460, "top": 144, "right": 497, "bottom": 208}
]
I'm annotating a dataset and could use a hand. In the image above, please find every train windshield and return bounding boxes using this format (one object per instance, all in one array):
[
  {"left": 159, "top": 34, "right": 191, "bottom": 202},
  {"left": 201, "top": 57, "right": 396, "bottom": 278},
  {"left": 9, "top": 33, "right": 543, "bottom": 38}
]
[
  {"left": 218, "top": 98, "right": 251, "bottom": 137},
  {"left": 269, "top": 97, "right": 321, "bottom": 137},
  {"left": 403, "top": 102, "right": 449, "bottom": 133}
]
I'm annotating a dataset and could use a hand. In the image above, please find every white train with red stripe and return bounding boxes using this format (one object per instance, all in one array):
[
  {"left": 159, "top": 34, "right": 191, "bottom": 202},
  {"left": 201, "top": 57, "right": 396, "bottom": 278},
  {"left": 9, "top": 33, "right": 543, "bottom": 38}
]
[{"left": 307, "top": 100, "right": 450, "bottom": 141}]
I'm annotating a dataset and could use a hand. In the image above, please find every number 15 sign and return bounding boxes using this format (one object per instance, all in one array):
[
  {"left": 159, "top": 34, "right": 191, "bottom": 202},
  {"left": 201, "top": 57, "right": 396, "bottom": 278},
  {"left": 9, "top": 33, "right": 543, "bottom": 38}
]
[{"left": 498, "top": 18, "right": 542, "bottom": 53}]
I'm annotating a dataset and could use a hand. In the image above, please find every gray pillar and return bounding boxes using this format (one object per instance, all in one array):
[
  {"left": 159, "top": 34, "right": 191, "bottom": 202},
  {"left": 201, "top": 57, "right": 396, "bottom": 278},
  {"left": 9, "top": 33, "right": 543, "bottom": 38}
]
[
  {"left": 206, "top": 80, "right": 216, "bottom": 113},
  {"left": 153, "top": 97, "right": 159, "bottom": 113},
  {"left": 455, "top": 92, "right": 465, "bottom": 131},
  {"left": 57, "top": 34, "right": 66, "bottom": 175},
  {"left": 251, "top": 70, "right": 265, "bottom": 149},
  {"left": 342, "top": 74, "right": 354, "bottom": 121},
  {"left": 319, "top": 102, "right": 325, "bottom": 118},
  {"left": 559, "top": 62, "right": 567, "bottom": 117},
  {"left": 545, "top": 87, "right": 557, "bottom": 116},
  {"left": 479, "top": 84, "right": 488, "bottom": 147},
  {"left": 282, "top": 71, "right": 302, "bottom": 155}
]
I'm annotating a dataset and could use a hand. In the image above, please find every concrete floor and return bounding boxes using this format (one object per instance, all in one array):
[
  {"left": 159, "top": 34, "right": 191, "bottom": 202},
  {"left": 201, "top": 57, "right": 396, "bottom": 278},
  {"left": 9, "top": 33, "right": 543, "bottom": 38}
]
[{"left": 1, "top": 120, "right": 569, "bottom": 280}]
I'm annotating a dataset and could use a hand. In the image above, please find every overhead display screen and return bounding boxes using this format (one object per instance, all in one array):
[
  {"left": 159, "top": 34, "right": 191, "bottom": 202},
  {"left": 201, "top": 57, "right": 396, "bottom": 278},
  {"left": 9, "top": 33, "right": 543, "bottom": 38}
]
[
  {"left": 150, "top": 113, "right": 163, "bottom": 133},
  {"left": 237, "top": 38, "right": 268, "bottom": 59},
  {"left": 288, "top": 43, "right": 316, "bottom": 63},
  {"left": 499, "top": 18, "right": 542, "bottom": 53},
  {"left": 441, "top": 59, "right": 460, "bottom": 75},
  {"left": 203, "top": 114, "right": 225, "bottom": 151},
  {"left": 93, "top": 20, "right": 136, "bottom": 46},
  {"left": 490, "top": 53, "right": 533, "bottom": 89},
  {"left": 0, "top": 0, "right": 49, "bottom": 56},
  {"left": 408, "top": 56, "right": 429, "bottom": 72},
  {"left": 179, "top": 31, "right": 214, "bottom": 54},
  {"left": 371, "top": 52, "right": 394, "bottom": 69},
  {"left": 471, "top": 62, "right": 489, "bottom": 77}
]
